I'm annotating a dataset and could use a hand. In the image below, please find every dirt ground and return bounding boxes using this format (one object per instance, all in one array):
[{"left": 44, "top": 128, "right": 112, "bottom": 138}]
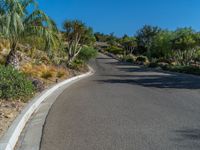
[{"left": 0, "top": 100, "right": 26, "bottom": 138}]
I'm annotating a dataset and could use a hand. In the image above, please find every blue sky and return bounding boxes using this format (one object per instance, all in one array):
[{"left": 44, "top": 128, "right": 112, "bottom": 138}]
[{"left": 38, "top": 0, "right": 200, "bottom": 37}]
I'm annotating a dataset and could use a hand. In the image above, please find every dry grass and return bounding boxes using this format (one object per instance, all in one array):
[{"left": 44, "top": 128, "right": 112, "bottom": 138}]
[{"left": 21, "top": 63, "right": 70, "bottom": 81}]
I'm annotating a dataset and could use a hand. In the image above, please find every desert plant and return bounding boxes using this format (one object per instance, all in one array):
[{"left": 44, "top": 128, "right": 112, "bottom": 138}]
[
  {"left": 63, "top": 20, "right": 96, "bottom": 64},
  {"left": 105, "top": 46, "right": 124, "bottom": 55},
  {"left": 136, "top": 56, "right": 149, "bottom": 63},
  {"left": 41, "top": 71, "right": 53, "bottom": 79},
  {"left": 57, "top": 71, "right": 65, "bottom": 78},
  {"left": 171, "top": 49, "right": 198, "bottom": 65},
  {"left": 122, "top": 54, "right": 137, "bottom": 63},
  {"left": 78, "top": 46, "right": 97, "bottom": 62},
  {"left": 0, "top": 65, "right": 35, "bottom": 101},
  {"left": 0, "top": 0, "right": 58, "bottom": 69}
]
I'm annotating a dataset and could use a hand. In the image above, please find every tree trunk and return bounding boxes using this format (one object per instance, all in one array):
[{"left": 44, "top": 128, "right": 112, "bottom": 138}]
[{"left": 5, "top": 44, "right": 20, "bottom": 69}]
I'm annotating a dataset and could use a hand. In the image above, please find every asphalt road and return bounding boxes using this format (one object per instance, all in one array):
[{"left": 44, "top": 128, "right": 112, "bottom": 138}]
[{"left": 40, "top": 53, "right": 200, "bottom": 150}]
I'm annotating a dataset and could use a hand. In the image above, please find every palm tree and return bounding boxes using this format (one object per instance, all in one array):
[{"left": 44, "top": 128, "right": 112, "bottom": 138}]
[{"left": 0, "top": 0, "right": 57, "bottom": 69}]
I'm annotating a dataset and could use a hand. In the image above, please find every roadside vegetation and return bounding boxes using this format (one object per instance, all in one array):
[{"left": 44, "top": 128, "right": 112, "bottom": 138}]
[
  {"left": 0, "top": 0, "right": 97, "bottom": 136},
  {"left": 95, "top": 25, "right": 200, "bottom": 75},
  {"left": 0, "top": 0, "right": 97, "bottom": 102}
]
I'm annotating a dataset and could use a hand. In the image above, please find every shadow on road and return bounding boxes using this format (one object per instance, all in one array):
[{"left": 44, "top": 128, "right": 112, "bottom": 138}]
[
  {"left": 171, "top": 128, "right": 200, "bottom": 149},
  {"left": 96, "top": 57, "right": 200, "bottom": 90},
  {"left": 97, "top": 75, "right": 200, "bottom": 89},
  {"left": 175, "top": 128, "right": 200, "bottom": 140}
]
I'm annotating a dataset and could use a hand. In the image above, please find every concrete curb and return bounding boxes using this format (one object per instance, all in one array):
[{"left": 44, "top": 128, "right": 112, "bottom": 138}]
[{"left": 0, "top": 66, "right": 94, "bottom": 150}]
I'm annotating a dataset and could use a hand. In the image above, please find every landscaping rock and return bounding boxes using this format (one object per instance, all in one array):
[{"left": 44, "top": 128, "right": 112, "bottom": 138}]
[
  {"left": 31, "top": 78, "right": 45, "bottom": 92},
  {"left": 5, "top": 113, "right": 14, "bottom": 119}
]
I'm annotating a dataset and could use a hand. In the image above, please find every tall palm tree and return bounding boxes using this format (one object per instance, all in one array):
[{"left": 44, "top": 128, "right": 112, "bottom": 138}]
[{"left": 0, "top": 0, "right": 57, "bottom": 69}]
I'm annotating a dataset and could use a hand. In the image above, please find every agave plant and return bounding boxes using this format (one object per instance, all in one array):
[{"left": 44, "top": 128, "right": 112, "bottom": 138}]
[{"left": 0, "top": 0, "right": 58, "bottom": 69}]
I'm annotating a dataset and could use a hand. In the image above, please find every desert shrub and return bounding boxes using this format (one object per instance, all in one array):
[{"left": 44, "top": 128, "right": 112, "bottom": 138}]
[
  {"left": 70, "top": 59, "right": 85, "bottom": 70},
  {"left": 148, "top": 62, "right": 158, "bottom": 68},
  {"left": 78, "top": 46, "right": 97, "bottom": 62},
  {"left": 170, "top": 49, "right": 198, "bottom": 65},
  {"left": 122, "top": 54, "right": 136, "bottom": 63},
  {"left": 41, "top": 70, "right": 53, "bottom": 79},
  {"left": 57, "top": 71, "right": 65, "bottom": 78},
  {"left": 148, "top": 58, "right": 158, "bottom": 68},
  {"left": 0, "top": 65, "right": 35, "bottom": 100},
  {"left": 105, "top": 46, "right": 124, "bottom": 55},
  {"left": 166, "top": 65, "right": 200, "bottom": 75},
  {"left": 21, "top": 64, "right": 57, "bottom": 79},
  {"left": 136, "top": 56, "right": 149, "bottom": 63},
  {"left": 0, "top": 55, "right": 6, "bottom": 65}
]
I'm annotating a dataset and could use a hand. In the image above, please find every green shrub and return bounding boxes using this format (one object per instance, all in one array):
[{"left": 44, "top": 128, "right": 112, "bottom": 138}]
[
  {"left": 106, "top": 46, "right": 124, "bottom": 55},
  {"left": 136, "top": 56, "right": 149, "bottom": 63},
  {"left": 0, "top": 66, "right": 35, "bottom": 101},
  {"left": 122, "top": 54, "right": 136, "bottom": 63},
  {"left": 148, "top": 62, "right": 158, "bottom": 68},
  {"left": 70, "top": 59, "right": 85, "bottom": 70},
  {"left": 166, "top": 65, "right": 200, "bottom": 75},
  {"left": 78, "top": 46, "right": 97, "bottom": 62}
]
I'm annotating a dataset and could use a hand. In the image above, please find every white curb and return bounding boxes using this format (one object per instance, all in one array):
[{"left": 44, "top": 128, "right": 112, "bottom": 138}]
[{"left": 0, "top": 66, "right": 94, "bottom": 150}]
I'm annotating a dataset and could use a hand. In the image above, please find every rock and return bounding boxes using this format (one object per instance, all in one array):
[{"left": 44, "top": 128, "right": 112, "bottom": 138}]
[
  {"left": 158, "top": 62, "right": 169, "bottom": 66},
  {"left": 5, "top": 113, "right": 14, "bottom": 119},
  {"left": 31, "top": 78, "right": 45, "bottom": 92},
  {"left": 0, "top": 112, "right": 4, "bottom": 117}
]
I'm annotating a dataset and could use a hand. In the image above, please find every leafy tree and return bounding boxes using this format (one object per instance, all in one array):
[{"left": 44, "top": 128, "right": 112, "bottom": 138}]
[
  {"left": 121, "top": 35, "right": 137, "bottom": 55},
  {"left": 63, "top": 20, "right": 95, "bottom": 64},
  {"left": 106, "top": 32, "right": 119, "bottom": 46},
  {"left": 172, "top": 28, "right": 200, "bottom": 51},
  {"left": 0, "top": 0, "right": 58, "bottom": 69},
  {"left": 136, "top": 25, "right": 161, "bottom": 56},
  {"left": 78, "top": 46, "right": 97, "bottom": 62},
  {"left": 150, "top": 30, "right": 173, "bottom": 58},
  {"left": 94, "top": 32, "right": 108, "bottom": 42}
]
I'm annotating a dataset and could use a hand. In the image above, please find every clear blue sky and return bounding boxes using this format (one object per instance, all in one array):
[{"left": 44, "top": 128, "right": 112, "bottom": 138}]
[{"left": 38, "top": 0, "right": 200, "bottom": 37}]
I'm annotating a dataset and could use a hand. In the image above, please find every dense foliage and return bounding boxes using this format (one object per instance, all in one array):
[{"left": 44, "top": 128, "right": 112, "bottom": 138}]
[
  {"left": 63, "top": 20, "right": 96, "bottom": 64},
  {"left": 0, "top": 65, "right": 35, "bottom": 101},
  {"left": 0, "top": 0, "right": 58, "bottom": 69},
  {"left": 78, "top": 46, "right": 97, "bottom": 62},
  {"left": 96, "top": 25, "right": 200, "bottom": 76}
]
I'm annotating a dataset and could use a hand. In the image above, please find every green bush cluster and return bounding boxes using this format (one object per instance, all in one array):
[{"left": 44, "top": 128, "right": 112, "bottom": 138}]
[
  {"left": 122, "top": 55, "right": 136, "bottom": 63},
  {"left": 78, "top": 46, "right": 97, "bottom": 62},
  {"left": 166, "top": 65, "right": 200, "bottom": 75},
  {"left": 69, "top": 59, "right": 85, "bottom": 70},
  {"left": 136, "top": 56, "right": 149, "bottom": 63},
  {"left": 105, "top": 46, "right": 124, "bottom": 55},
  {"left": 122, "top": 55, "right": 149, "bottom": 64},
  {"left": 0, "top": 66, "right": 35, "bottom": 101}
]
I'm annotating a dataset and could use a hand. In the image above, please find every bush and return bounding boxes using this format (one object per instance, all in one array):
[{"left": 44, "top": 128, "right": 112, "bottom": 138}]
[
  {"left": 0, "top": 66, "right": 35, "bottom": 101},
  {"left": 148, "top": 62, "right": 158, "bottom": 68},
  {"left": 136, "top": 56, "right": 149, "bottom": 63},
  {"left": 70, "top": 59, "right": 85, "bottom": 70},
  {"left": 122, "top": 54, "right": 136, "bottom": 63},
  {"left": 57, "top": 71, "right": 65, "bottom": 78},
  {"left": 41, "top": 71, "right": 53, "bottom": 79},
  {"left": 78, "top": 46, "right": 97, "bottom": 62},
  {"left": 105, "top": 46, "right": 124, "bottom": 55},
  {"left": 166, "top": 65, "right": 200, "bottom": 75}
]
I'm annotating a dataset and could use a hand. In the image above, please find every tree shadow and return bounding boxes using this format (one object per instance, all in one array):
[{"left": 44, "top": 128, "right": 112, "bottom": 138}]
[
  {"left": 97, "top": 72, "right": 200, "bottom": 89},
  {"left": 96, "top": 57, "right": 113, "bottom": 60},
  {"left": 171, "top": 128, "right": 200, "bottom": 149},
  {"left": 96, "top": 56, "right": 200, "bottom": 89},
  {"left": 175, "top": 128, "right": 200, "bottom": 140}
]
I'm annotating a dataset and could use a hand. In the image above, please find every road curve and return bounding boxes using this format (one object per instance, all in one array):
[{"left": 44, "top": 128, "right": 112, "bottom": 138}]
[{"left": 40, "top": 53, "right": 200, "bottom": 150}]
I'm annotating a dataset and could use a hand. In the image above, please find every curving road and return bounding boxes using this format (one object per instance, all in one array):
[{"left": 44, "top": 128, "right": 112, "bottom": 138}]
[{"left": 40, "top": 53, "right": 200, "bottom": 150}]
